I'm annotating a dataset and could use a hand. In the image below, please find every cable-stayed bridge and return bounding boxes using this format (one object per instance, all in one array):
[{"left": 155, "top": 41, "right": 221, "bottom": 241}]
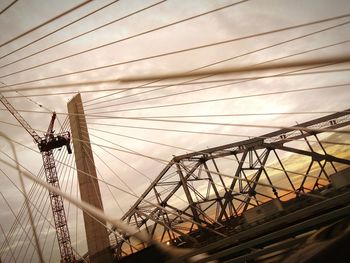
[
  {"left": 0, "top": 1, "right": 350, "bottom": 262},
  {"left": 1, "top": 99, "right": 349, "bottom": 262}
]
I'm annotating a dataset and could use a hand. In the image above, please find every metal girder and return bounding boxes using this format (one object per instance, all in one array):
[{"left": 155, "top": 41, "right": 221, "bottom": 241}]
[
  {"left": 224, "top": 235, "right": 310, "bottom": 263},
  {"left": 217, "top": 150, "right": 248, "bottom": 221},
  {"left": 194, "top": 205, "right": 350, "bottom": 263},
  {"left": 121, "top": 160, "right": 175, "bottom": 221},
  {"left": 264, "top": 143, "right": 350, "bottom": 166},
  {"left": 170, "top": 190, "right": 350, "bottom": 262},
  {"left": 113, "top": 110, "right": 350, "bottom": 259},
  {"left": 176, "top": 162, "right": 202, "bottom": 225},
  {"left": 242, "top": 149, "right": 272, "bottom": 212},
  {"left": 174, "top": 108, "right": 350, "bottom": 161}
]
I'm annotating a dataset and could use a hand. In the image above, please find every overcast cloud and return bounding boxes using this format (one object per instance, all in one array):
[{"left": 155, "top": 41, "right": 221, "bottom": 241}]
[{"left": 0, "top": 0, "right": 350, "bottom": 261}]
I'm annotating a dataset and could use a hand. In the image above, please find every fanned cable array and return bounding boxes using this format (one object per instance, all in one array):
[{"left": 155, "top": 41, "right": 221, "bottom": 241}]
[{"left": 0, "top": 0, "right": 349, "bottom": 262}]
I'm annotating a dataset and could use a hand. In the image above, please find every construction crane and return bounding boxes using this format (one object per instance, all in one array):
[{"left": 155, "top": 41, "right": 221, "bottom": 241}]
[{"left": 0, "top": 93, "right": 75, "bottom": 262}]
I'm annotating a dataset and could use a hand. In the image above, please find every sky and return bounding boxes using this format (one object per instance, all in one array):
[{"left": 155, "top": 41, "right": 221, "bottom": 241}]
[{"left": 0, "top": 0, "right": 350, "bottom": 262}]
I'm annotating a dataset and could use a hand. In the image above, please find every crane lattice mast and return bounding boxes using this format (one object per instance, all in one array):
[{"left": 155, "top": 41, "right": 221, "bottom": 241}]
[{"left": 0, "top": 93, "right": 75, "bottom": 262}]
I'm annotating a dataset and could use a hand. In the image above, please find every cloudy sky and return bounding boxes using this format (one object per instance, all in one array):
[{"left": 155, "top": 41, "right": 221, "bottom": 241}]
[{"left": 0, "top": 0, "right": 350, "bottom": 261}]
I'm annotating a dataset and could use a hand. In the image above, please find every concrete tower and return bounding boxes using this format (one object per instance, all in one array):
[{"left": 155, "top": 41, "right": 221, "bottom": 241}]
[{"left": 68, "top": 93, "right": 113, "bottom": 263}]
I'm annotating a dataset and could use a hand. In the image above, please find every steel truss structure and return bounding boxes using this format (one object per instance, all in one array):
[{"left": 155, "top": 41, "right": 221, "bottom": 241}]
[
  {"left": 0, "top": 94, "right": 75, "bottom": 262},
  {"left": 112, "top": 110, "right": 350, "bottom": 259},
  {"left": 41, "top": 150, "right": 75, "bottom": 262}
]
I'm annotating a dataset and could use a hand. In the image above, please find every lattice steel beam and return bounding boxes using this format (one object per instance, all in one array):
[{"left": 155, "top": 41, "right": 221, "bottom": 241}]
[{"left": 113, "top": 109, "right": 350, "bottom": 259}]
